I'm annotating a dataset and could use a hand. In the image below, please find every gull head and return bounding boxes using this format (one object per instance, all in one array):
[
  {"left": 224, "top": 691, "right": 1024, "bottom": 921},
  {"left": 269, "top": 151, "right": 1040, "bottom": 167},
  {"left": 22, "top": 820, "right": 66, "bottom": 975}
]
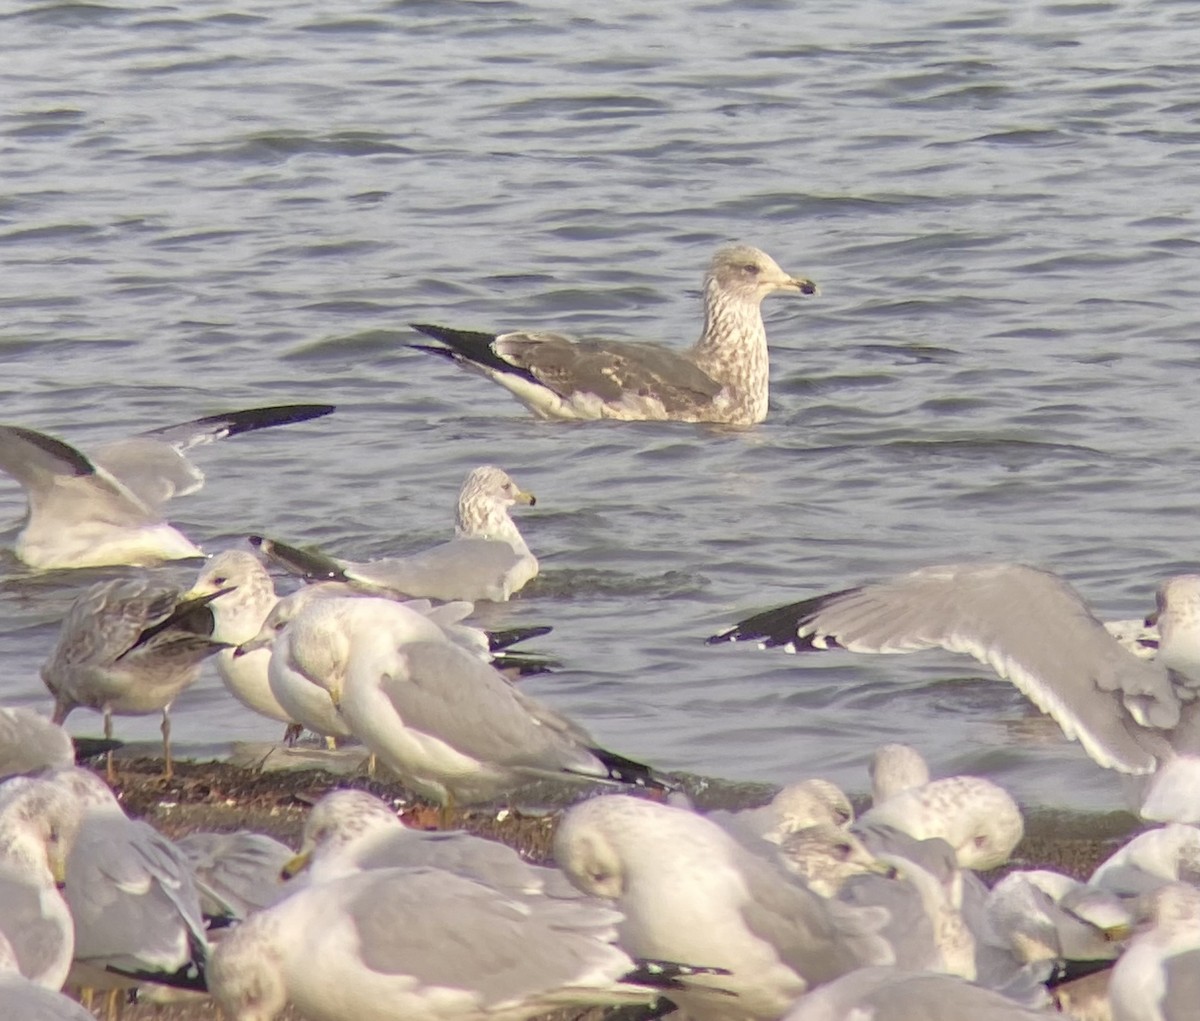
[
  {"left": 210, "top": 914, "right": 288, "bottom": 1021},
  {"left": 456, "top": 465, "right": 536, "bottom": 539},
  {"left": 282, "top": 789, "right": 402, "bottom": 880},
  {"left": 0, "top": 777, "right": 82, "bottom": 887},
  {"left": 706, "top": 244, "right": 818, "bottom": 305}
]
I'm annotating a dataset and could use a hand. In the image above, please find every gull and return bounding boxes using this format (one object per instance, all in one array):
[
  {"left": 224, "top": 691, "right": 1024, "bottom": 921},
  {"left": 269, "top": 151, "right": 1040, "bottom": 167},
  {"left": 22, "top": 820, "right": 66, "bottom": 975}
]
[
  {"left": 184, "top": 551, "right": 294, "bottom": 726},
  {"left": 775, "top": 824, "right": 892, "bottom": 897},
  {"left": 209, "top": 864, "right": 729, "bottom": 1021},
  {"left": 280, "top": 788, "right": 578, "bottom": 897},
  {"left": 985, "top": 869, "right": 1132, "bottom": 963},
  {"left": 1089, "top": 823, "right": 1200, "bottom": 898},
  {"left": 41, "top": 576, "right": 230, "bottom": 779},
  {"left": 0, "top": 707, "right": 72, "bottom": 778},
  {"left": 410, "top": 244, "right": 817, "bottom": 425},
  {"left": 554, "top": 794, "right": 894, "bottom": 1021},
  {"left": 0, "top": 931, "right": 94, "bottom": 1021},
  {"left": 780, "top": 966, "right": 1054, "bottom": 1021},
  {"left": 40, "top": 768, "right": 207, "bottom": 995},
  {"left": 705, "top": 778, "right": 855, "bottom": 851},
  {"left": 253, "top": 464, "right": 538, "bottom": 603},
  {"left": 0, "top": 404, "right": 334, "bottom": 570},
  {"left": 709, "top": 564, "right": 1200, "bottom": 819},
  {"left": 0, "top": 776, "right": 82, "bottom": 990},
  {"left": 174, "top": 830, "right": 294, "bottom": 920},
  {"left": 1109, "top": 882, "right": 1200, "bottom": 1021},
  {"left": 266, "top": 595, "right": 673, "bottom": 805},
  {"left": 869, "top": 743, "right": 932, "bottom": 806},
  {"left": 855, "top": 780, "right": 1024, "bottom": 871}
]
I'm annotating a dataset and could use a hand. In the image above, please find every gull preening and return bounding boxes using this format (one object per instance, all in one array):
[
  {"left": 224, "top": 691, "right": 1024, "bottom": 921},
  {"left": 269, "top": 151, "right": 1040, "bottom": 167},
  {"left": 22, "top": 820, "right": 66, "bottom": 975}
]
[
  {"left": 254, "top": 464, "right": 539, "bottom": 603},
  {"left": 41, "top": 577, "right": 231, "bottom": 778},
  {"left": 709, "top": 563, "right": 1200, "bottom": 821},
  {"left": 411, "top": 244, "right": 816, "bottom": 425},
  {"left": 0, "top": 404, "right": 334, "bottom": 570}
]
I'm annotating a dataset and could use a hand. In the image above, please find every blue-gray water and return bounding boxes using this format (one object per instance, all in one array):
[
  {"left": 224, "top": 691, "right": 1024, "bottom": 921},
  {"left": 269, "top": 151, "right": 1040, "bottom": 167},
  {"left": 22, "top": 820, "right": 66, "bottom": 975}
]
[{"left": 2, "top": 0, "right": 1199, "bottom": 813}]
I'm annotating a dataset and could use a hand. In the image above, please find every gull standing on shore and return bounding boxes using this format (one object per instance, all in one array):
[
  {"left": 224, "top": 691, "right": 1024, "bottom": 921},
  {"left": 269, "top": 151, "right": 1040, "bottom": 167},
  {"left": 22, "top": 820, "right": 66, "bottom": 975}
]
[{"left": 411, "top": 244, "right": 816, "bottom": 424}]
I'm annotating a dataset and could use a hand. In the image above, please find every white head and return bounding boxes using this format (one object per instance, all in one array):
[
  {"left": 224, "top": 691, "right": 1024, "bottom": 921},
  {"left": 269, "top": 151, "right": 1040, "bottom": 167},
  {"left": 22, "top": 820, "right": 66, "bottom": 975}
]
[
  {"left": 188, "top": 551, "right": 277, "bottom": 643},
  {"left": 455, "top": 465, "right": 535, "bottom": 542},
  {"left": 869, "top": 744, "right": 932, "bottom": 805},
  {"left": 284, "top": 789, "right": 403, "bottom": 880},
  {"left": 209, "top": 913, "right": 288, "bottom": 1021},
  {"left": 0, "top": 776, "right": 82, "bottom": 885}
]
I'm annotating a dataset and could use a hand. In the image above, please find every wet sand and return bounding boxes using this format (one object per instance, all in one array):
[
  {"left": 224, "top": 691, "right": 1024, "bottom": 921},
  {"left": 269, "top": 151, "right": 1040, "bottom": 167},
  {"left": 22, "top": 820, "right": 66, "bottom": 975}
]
[{"left": 83, "top": 746, "right": 1143, "bottom": 1020}]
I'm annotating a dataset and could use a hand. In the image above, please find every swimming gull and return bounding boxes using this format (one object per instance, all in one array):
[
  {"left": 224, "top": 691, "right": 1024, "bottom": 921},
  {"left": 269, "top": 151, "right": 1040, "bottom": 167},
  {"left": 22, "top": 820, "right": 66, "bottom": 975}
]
[
  {"left": 0, "top": 776, "right": 82, "bottom": 989},
  {"left": 253, "top": 464, "right": 538, "bottom": 603},
  {"left": 266, "top": 595, "right": 673, "bottom": 805},
  {"left": 209, "top": 864, "right": 728, "bottom": 1021},
  {"left": 0, "top": 404, "right": 334, "bottom": 570},
  {"left": 280, "top": 789, "right": 580, "bottom": 899},
  {"left": 710, "top": 563, "right": 1200, "bottom": 819},
  {"left": 779, "top": 966, "right": 1053, "bottom": 1021},
  {"left": 42, "top": 768, "right": 208, "bottom": 993},
  {"left": 411, "top": 244, "right": 817, "bottom": 425},
  {"left": 41, "top": 576, "right": 231, "bottom": 778},
  {"left": 0, "top": 931, "right": 94, "bottom": 1021},
  {"left": 554, "top": 794, "right": 894, "bottom": 1021},
  {"left": 1109, "top": 882, "right": 1200, "bottom": 1021}
]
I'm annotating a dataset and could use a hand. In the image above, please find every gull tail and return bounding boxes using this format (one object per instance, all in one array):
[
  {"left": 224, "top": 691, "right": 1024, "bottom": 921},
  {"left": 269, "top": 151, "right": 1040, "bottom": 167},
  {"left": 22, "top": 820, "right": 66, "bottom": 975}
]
[
  {"left": 249, "top": 535, "right": 348, "bottom": 582},
  {"left": 410, "top": 323, "right": 541, "bottom": 386},
  {"left": 72, "top": 736, "right": 124, "bottom": 763},
  {"left": 706, "top": 587, "right": 860, "bottom": 650},
  {"left": 1045, "top": 958, "right": 1115, "bottom": 988},
  {"left": 105, "top": 933, "right": 209, "bottom": 992}
]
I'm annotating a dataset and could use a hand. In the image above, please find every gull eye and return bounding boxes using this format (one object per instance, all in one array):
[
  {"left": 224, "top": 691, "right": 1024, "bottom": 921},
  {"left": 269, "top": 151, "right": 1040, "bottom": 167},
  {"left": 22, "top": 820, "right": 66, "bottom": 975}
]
[
  {"left": 211, "top": 577, "right": 227, "bottom": 586},
  {"left": 833, "top": 842, "right": 853, "bottom": 860},
  {"left": 742, "top": 263, "right": 761, "bottom": 276}
]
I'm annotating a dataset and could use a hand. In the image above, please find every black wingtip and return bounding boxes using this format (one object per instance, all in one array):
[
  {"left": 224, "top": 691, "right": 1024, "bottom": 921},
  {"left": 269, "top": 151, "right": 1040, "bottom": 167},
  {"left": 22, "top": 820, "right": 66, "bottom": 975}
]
[
  {"left": 1045, "top": 957, "right": 1115, "bottom": 988},
  {"left": 194, "top": 404, "right": 336, "bottom": 439},
  {"left": 590, "top": 747, "right": 680, "bottom": 794},
  {"left": 4, "top": 426, "right": 95, "bottom": 476},
  {"left": 408, "top": 323, "right": 542, "bottom": 387},
  {"left": 251, "top": 535, "right": 348, "bottom": 582},
  {"left": 620, "top": 958, "right": 733, "bottom": 992},
  {"left": 707, "top": 587, "right": 860, "bottom": 650},
  {"left": 72, "top": 737, "right": 124, "bottom": 763},
  {"left": 486, "top": 624, "right": 554, "bottom": 652}
]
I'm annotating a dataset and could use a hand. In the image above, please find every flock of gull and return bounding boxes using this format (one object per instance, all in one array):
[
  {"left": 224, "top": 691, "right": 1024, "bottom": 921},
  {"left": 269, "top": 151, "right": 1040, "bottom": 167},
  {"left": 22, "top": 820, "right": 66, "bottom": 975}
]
[{"left": 1, "top": 244, "right": 1198, "bottom": 1020}]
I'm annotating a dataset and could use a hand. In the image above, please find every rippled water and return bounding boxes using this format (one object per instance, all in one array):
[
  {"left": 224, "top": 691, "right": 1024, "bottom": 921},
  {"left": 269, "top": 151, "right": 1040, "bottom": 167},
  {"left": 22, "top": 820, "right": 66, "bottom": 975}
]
[{"left": 3, "top": 0, "right": 1200, "bottom": 813}]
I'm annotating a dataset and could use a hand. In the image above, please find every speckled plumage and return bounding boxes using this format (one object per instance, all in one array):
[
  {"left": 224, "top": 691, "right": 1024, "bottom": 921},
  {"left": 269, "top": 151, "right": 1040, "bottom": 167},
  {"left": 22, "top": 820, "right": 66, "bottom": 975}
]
[{"left": 412, "top": 244, "right": 816, "bottom": 425}]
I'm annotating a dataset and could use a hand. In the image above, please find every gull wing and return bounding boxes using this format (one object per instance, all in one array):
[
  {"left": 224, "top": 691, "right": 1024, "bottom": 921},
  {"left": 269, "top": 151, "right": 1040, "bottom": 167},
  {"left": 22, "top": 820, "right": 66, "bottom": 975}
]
[{"left": 710, "top": 563, "right": 1178, "bottom": 774}]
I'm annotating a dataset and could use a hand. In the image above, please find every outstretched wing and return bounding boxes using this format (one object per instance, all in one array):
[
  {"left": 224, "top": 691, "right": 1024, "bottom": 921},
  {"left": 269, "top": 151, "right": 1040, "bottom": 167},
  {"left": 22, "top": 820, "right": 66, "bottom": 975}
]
[{"left": 710, "top": 563, "right": 1178, "bottom": 774}]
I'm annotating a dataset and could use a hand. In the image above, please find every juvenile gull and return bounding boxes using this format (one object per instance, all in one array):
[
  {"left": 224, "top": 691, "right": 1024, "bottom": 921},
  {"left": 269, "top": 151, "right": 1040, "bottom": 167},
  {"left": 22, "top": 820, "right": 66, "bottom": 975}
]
[
  {"left": 41, "top": 576, "right": 230, "bottom": 778},
  {"left": 254, "top": 465, "right": 538, "bottom": 603},
  {"left": 0, "top": 931, "right": 94, "bottom": 1021},
  {"left": 255, "top": 595, "right": 672, "bottom": 805},
  {"left": 710, "top": 564, "right": 1200, "bottom": 819},
  {"left": 0, "top": 777, "right": 82, "bottom": 989},
  {"left": 411, "top": 244, "right": 817, "bottom": 425},
  {"left": 554, "top": 794, "right": 893, "bottom": 1021},
  {"left": 705, "top": 778, "right": 854, "bottom": 852},
  {"left": 209, "top": 865, "right": 727, "bottom": 1021},
  {"left": 0, "top": 404, "right": 334, "bottom": 570}
]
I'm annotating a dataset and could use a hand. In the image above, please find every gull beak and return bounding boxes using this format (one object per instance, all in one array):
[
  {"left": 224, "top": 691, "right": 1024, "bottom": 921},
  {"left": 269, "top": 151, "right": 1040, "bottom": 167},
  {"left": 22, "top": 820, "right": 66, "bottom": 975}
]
[
  {"left": 1103, "top": 922, "right": 1134, "bottom": 943},
  {"left": 235, "top": 629, "right": 273, "bottom": 658},
  {"left": 515, "top": 489, "right": 536, "bottom": 507},
  {"left": 327, "top": 681, "right": 343, "bottom": 709},
  {"left": 280, "top": 848, "right": 312, "bottom": 881},
  {"left": 50, "top": 852, "right": 68, "bottom": 890},
  {"left": 787, "top": 276, "right": 819, "bottom": 296}
]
